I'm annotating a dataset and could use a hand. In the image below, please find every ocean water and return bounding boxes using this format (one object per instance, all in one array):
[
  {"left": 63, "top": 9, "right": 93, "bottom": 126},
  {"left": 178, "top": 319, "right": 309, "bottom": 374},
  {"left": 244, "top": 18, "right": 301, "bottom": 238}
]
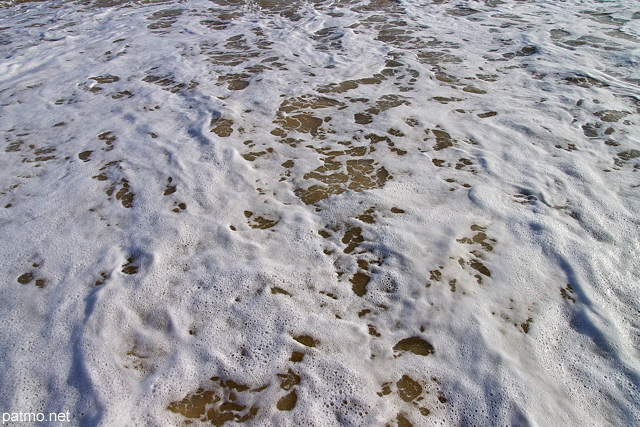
[{"left": 0, "top": 0, "right": 639, "bottom": 425}]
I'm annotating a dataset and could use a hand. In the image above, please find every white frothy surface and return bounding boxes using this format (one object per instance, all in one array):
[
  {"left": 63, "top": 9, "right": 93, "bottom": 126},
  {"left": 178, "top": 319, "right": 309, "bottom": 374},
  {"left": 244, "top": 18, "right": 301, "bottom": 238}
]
[{"left": 0, "top": 0, "right": 639, "bottom": 425}]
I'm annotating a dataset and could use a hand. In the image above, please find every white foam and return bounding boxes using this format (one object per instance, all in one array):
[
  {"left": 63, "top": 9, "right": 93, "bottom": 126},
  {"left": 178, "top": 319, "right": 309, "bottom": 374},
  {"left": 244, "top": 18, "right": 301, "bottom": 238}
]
[{"left": 0, "top": 0, "right": 639, "bottom": 425}]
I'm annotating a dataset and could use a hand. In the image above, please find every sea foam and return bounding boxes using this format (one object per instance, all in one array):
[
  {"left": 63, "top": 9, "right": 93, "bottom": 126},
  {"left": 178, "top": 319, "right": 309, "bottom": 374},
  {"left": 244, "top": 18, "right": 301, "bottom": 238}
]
[{"left": 0, "top": 0, "right": 638, "bottom": 425}]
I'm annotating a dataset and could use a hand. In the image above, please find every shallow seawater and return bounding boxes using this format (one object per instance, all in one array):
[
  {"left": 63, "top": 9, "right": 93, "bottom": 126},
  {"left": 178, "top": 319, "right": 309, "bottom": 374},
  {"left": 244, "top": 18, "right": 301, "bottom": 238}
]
[{"left": 0, "top": 0, "right": 639, "bottom": 426}]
